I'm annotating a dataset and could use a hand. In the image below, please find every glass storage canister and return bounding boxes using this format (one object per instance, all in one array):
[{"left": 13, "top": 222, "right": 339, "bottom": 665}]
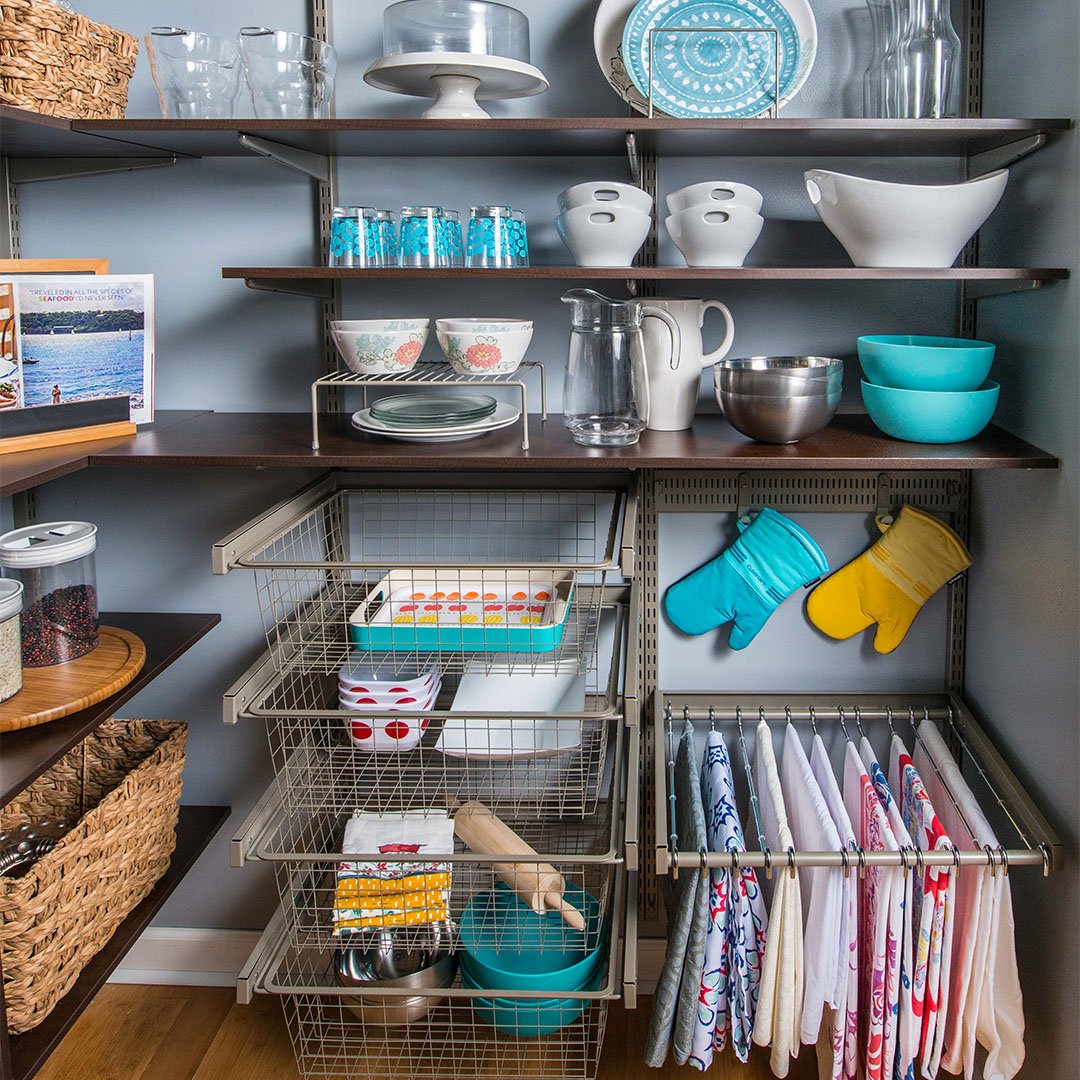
[
  {"left": 0, "top": 578, "right": 23, "bottom": 701},
  {"left": 0, "top": 522, "right": 99, "bottom": 667}
]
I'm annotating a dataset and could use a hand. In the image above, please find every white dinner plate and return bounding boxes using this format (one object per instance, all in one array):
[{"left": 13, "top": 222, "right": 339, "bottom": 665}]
[{"left": 351, "top": 401, "right": 521, "bottom": 443}]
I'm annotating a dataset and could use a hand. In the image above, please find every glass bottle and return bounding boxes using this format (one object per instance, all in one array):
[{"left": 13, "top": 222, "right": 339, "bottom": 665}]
[
  {"left": 896, "top": 0, "right": 962, "bottom": 118},
  {"left": 864, "top": 0, "right": 906, "bottom": 118}
]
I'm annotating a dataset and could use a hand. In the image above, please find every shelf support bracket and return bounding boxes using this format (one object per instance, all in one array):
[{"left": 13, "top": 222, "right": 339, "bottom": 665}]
[
  {"left": 626, "top": 132, "right": 642, "bottom": 186},
  {"left": 6, "top": 156, "right": 176, "bottom": 184},
  {"left": 964, "top": 279, "right": 1044, "bottom": 301},
  {"left": 237, "top": 134, "right": 330, "bottom": 182},
  {"left": 243, "top": 277, "right": 336, "bottom": 301},
  {"left": 968, "top": 133, "right": 1046, "bottom": 177}
]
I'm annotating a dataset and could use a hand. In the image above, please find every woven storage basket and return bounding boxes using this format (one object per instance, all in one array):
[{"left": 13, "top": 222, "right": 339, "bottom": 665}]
[
  {"left": 0, "top": 719, "right": 187, "bottom": 1033},
  {"left": 0, "top": 0, "right": 137, "bottom": 119}
]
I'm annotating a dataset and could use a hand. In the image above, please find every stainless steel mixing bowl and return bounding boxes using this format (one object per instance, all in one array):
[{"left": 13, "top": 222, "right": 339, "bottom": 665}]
[
  {"left": 716, "top": 387, "right": 841, "bottom": 444},
  {"left": 714, "top": 356, "right": 844, "bottom": 398},
  {"left": 717, "top": 355, "right": 844, "bottom": 377}
]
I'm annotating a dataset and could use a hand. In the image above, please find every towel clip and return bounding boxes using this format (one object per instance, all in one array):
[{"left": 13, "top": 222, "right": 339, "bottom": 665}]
[
  {"left": 809, "top": 704, "right": 818, "bottom": 737},
  {"left": 671, "top": 849, "right": 679, "bottom": 881},
  {"left": 886, "top": 705, "right": 895, "bottom": 736},
  {"left": 985, "top": 845, "right": 997, "bottom": 878},
  {"left": 998, "top": 845, "right": 1009, "bottom": 878},
  {"left": 699, "top": 849, "right": 708, "bottom": 871},
  {"left": 857, "top": 846, "right": 867, "bottom": 879},
  {"left": 951, "top": 844, "right": 962, "bottom": 874},
  {"left": 1040, "top": 843, "right": 1051, "bottom": 877},
  {"left": 839, "top": 847, "right": 850, "bottom": 879},
  {"left": 731, "top": 850, "right": 740, "bottom": 871},
  {"left": 763, "top": 847, "right": 773, "bottom": 880},
  {"left": 709, "top": 704, "right": 716, "bottom": 732},
  {"left": 899, "top": 846, "right": 910, "bottom": 877},
  {"left": 786, "top": 847, "right": 797, "bottom": 879},
  {"left": 913, "top": 846, "right": 925, "bottom": 877}
]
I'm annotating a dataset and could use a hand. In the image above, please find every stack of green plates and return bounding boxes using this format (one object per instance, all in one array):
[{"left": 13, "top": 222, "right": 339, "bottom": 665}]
[{"left": 368, "top": 393, "right": 498, "bottom": 428}]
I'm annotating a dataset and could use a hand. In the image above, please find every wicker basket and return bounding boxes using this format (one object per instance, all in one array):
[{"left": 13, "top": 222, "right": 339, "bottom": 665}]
[
  {"left": 0, "top": 719, "right": 187, "bottom": 1033},
  {"left": 0, "top": 0, "right": 137, "bottom": 119}
]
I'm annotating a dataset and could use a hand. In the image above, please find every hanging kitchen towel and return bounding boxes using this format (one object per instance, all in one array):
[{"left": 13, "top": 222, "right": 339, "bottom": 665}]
[
  {"left": 915, "top": 720, "right": 1024, "bottom": 1080},
  {"left": 890, "top": 734, "right": 955, "bottom": 1079},
  {"left": 751, "top": 720, "right": 804, "bottom": 1078},
  {"left": 807, "top": 506, "right": 971, "bottom": 654},
  {"left": 690, "top": 729, "right": 768, "bottom": 1068},
  {"left": 781, "top": 724, "right": 844, "bottom": 1052},
  {"left": 843, "top": 741, "right": 901, "bottom": 1080},
  {"left": 646, "top": 718, "right": 707, "bottom": 1069},
  {"left": 664, "top": 508, "right": 828, "bottom": 650},
  {"left": 861, "top": 737, "right": 917, "bottom": 1080},
  {"left": 811, "top": 733, "right": 859, "bottom": 1080}
]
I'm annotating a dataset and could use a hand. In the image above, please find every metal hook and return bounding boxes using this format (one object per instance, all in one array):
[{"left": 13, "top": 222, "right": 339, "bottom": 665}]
[
  {"left": 914, "top": 847, "right": 925, "bottom": 877},
  {"left": 854, "top": 704, "right": 866, "bottom": 739},
  {"left": 838, "top": 706, "right": 852, "bottom": 743},
  {"left": 985, "top": 845, "right": 997, "bottom": 878},
  {"left": 840, "top": 847, "right": 850, "bottom": 879},
  {"left": 857, "top": 846, "right": 867, "bottom": 879},
  {"left": 951, "top": 844, "right": 961, "bottom": 874},
  {"left": 684, "top": 703, "right": 691, "bottom": 725},
  {"left": 787, "top": 847, "right": 797, "bottom": 879},
  {"left": 709, "top": 704, "right": 716, "bottom": 732},
  {"left": 785, "top": 705, "right": 793, "bottom": 729},
  {"left": 886, "top": 705, "right": 896, "bottom": 736},
  {"left": 763, "top": 848, "right": 773, "bottom": 880},
  {"left": 731, "top": 849, "right": 740, "bottom": 871},
  {"left": 759, "top": 705, "right": 767, "bottom": 726},
  {"left": 700, "top": 849, "right": 708, "bottom": 871},
  {"left": 1041, "top": 843, "right": 1051, "bottom": 877},
  {"left": 809, "top": 704, "right": 818, "bottom": 738},
  {"left": 899, "top": 846, "right": 910, "bottom": 876},
  {"left": 998, "top": 846, "right": 1009, "bottom": 878},
  {"left": 671, "top": 848, "right": 679, "bottom": 881}
]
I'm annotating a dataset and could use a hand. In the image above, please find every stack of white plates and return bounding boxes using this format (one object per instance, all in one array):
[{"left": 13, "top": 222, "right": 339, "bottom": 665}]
[{"left": 352, "top": 392, "right": 521, "bottom": 443}]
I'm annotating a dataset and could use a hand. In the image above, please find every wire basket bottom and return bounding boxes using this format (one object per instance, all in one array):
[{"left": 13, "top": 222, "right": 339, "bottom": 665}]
[{"left": 283, "top": 994, "right": 609, "bottom": 1080}]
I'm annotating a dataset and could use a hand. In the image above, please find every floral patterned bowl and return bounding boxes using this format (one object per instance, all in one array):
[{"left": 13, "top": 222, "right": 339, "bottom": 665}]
[
  {"left": 434, "top": 319, "right": 534, "bottom": 376},
  {"left": 331, "top": 318, "right": 430, "bottom": 376}
]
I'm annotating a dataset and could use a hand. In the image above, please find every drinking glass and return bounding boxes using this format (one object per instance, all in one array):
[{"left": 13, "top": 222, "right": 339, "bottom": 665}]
[
  {"left": 896, "top": 0, "right": 962, "bottom": 118},
  {"left": 440, "top": 210, "right": 465, "bottom": 268},
  {"left": 376, "top": 210, "right": 400, "bottom": 265},
  {"left": 239, "top": 27, "right": 337, "bottom": 119},
  {"left": 145, "top": 27, "right": 241, "bottom": 119},
  {"left": 400, "top": 206, "right": 451, "bottom": 268},
  {"left": 863, "top": 1, "right": 905, "bottom": 118},
  {"left": 465, "top": 206, "right": 529, "bottom": 268},
  {"left": 329, "top": 207, "right": 387, "bottom": 268}
]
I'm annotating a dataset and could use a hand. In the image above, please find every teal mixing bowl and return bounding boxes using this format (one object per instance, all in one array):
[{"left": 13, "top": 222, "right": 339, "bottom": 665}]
[
  {"left": 463, "top": 956, "right": 605, "bottom": 1038},
  {"left": 861, "top": 379, "right": 1000, "bottom": 443},
  {"left": 858, "top": 335, "right": 996, "bottom": 392},
  {"left": 458, "top": 883, "right": 607, "bottom": 992}
]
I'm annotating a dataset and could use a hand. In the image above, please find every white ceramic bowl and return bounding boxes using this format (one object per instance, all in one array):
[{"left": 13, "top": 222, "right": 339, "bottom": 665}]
[
  {"left": 343, "top": 711, "right": 432, "bottom": 752},
  {"left": 339, "top": 683, "right": 441, "bottom": 708},
  {"left": 330, "top": 319, "right": 430, "bottom": 376},
  {"left": 665, "top": 181, "right": 764, "bottom": 217},
  {"left": 555, "top": 203, "right": 652, "bottom": 267},
  {"left": 665, "top": 204, "right": 765, "bottom": 268},
  {"left": 804, "top": 168, "right": 1010, "bottom": 268},
  {"left": 557, "top": 180, "right": 654, "bottom": 216},
  {"left": 435, "top": 318, "right": 534, "bottom": 375}
]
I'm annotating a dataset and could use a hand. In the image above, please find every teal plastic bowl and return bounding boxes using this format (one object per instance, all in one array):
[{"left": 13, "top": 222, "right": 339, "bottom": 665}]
[
  {"left": 861, "top": 379, "right": 1000, "bottom": 443},
  {"left": 458, "top": 883, "right": 606, "bottom": 992},
  {"left": 858, "top": 335, "right": 996, "bottom": 392},
  {"left": 463, "top": 958, "right": 605, "bottom": 1038}
]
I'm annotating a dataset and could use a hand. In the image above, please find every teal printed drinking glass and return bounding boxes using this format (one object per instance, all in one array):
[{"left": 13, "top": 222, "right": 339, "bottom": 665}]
[
  {"left": 400, "top": 206, "right": 451, "bottom": 268},
  {"left": 440, "top": 209, "right": 465, "bottom": 268},
  {"left": 466, "top": 205, "right": 529, "bottom": 268},
  {"left": 329, "top": 206, "right": 386, "bottom": 268},
  {"left": 376, "top": 210, "right": 399, "bottom": 265}
]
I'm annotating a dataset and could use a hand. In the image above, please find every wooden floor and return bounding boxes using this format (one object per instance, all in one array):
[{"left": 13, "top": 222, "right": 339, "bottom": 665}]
[{"left": 36, "top": 985, "right": 820, "bottom": 1079}]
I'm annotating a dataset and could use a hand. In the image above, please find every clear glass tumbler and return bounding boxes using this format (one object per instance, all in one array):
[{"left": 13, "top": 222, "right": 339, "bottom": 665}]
[
  {"left": 239, "top": 27, "right": 337, "bottom": 119},
  {"left": 377, "top": 210, "right": 400, "bottom": 265},
  {"left": 440, "top": 210, "right": 465, "bottom": 268},
  {"left": 465, "top": 206, "right": 529, "bottom": 268},
  {"left": 400, "top": 206, "right": 450, "bottom": 267},
  {"left": 145, "top": 27, "right": 242, "bottom": 119},
  {"left": 896, "top": 0, "right": 962, "bottom": 118},
  {"left": 329, "top": 207, "right": 387, "bottom": 268}
]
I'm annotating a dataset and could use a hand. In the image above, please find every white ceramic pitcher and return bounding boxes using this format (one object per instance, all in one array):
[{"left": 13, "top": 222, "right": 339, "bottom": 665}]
[{"left": 639, "top": 299, "right": 735, "bottom": 431}]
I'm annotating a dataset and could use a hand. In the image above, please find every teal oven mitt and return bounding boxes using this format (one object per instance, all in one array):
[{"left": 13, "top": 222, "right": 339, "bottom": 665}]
[{"left": 664, "top": 507, "right": 829, "bottom": 650}]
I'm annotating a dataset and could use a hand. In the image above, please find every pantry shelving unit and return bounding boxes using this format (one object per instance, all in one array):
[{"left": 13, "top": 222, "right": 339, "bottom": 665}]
[{"left": 0, "top": 4, "right": 1073, "bottom": 1074}]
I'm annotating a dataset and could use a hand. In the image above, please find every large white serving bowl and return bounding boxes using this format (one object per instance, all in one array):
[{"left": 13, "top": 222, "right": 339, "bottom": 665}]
[
  {"left": 435, "top": 318, "right": 534, "bottom": 375},
  {"left": 330, "top": 318, "right": 430, "bottom": 375},
  {"left": 804, "top": 168, "right": 1009, "bottom": 268}
]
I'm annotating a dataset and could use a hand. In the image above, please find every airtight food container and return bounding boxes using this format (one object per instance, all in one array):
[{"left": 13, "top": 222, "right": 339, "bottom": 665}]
[
  {"left": 0, "top": 578, "right": 24, "bottom": 700},
  {"left": 0, "top": 522, "right": 99, "bottom": 667}
]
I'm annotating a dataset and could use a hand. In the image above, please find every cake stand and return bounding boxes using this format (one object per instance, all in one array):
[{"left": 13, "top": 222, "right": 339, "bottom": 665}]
[{"left": 363, "top": 51, "right": 549, "bottom": 119}]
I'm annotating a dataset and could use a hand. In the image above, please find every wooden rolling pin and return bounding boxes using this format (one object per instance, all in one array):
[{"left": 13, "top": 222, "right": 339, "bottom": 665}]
[{"left": 454, "top": 801, "right": 586, "bottom": 931}]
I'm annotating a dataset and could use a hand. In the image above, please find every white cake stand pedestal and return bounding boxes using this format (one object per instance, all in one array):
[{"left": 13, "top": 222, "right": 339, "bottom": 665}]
[{"left": 364, "top": 52, "right": 549, "bottom": 119}]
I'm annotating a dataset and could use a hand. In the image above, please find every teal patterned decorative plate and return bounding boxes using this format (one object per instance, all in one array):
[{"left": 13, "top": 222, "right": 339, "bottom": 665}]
[{"left": 621, "top": 0, "right": 817, "bottom": 119}]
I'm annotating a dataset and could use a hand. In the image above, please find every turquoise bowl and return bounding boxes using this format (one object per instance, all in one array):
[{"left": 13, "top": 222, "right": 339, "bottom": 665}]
[
  {"left": 858, "top": 335, "right": 996, "bottom": 392},
  {"left": 458, "top": 883, "right": 606, "bottom": 992},
  {"left": 463, "top": 957, "right": 605, "bottom": 1038},
  {"left": 861, "top": 379, "right": 1000, "bottom": 443}
]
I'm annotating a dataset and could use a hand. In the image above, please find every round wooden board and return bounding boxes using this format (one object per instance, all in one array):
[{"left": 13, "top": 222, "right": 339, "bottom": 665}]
[{"left": 0, "top": 627, "right": 147, "bottom": 732}]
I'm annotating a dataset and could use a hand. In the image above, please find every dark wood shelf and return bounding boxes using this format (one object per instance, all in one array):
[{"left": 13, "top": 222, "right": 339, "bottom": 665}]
[
  {"left": 223, "top": 265, "right": 1070, "bottom": 285},
  {"left": 0, "top": 411, "right": 211, "bottom": 499},
  {"left": 2, "top": 805, "right": 230, "bottom": 1080},
  {"left": 0, "top": 106, "right": 1070, "bottom": 160},
  {"left": 0, "top": 611, "right": 220, "bottom": 806},
  {"left": 86, "top": 410, "right": 1058, "bottom": 472}
]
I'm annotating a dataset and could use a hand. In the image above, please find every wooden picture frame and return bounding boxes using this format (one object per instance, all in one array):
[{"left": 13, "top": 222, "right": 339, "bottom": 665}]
[{"left": 0, "top": 258, "right": 109, "bottom": 275}]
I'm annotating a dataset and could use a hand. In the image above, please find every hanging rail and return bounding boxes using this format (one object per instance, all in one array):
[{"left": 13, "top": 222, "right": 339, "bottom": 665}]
[{"left": 653, "top": 691, "right": 1062, "bottom": 876}]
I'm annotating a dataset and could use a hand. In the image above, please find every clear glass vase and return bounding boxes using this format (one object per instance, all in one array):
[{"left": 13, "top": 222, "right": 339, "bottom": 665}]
[
  {"left": 863, "top": 1, "right": 901, "bottom": 118},
  {"left": 896, "top": 0, "right": 963, "bottom": 118}
]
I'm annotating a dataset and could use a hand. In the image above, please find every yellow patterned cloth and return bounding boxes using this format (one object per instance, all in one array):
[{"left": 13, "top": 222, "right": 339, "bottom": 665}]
[{"left": 334, "top": 872, "right": 451, "bottom": 900}]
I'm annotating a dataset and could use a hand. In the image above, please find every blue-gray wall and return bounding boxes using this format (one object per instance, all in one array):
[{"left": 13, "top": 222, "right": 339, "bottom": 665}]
[{"left": 2, "top": 6, "right": 1076, "bottom": 1067}]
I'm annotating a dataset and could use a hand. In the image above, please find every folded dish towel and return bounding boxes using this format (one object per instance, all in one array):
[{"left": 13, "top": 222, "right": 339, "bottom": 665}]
[{"left": 333, "top": 811, "right": 454, "bottom": 936}]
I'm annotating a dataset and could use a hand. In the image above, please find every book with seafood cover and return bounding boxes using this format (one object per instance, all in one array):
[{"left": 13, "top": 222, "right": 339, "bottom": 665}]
[{"left": 1, "top": 274, "right": 155, "bottom": 423}]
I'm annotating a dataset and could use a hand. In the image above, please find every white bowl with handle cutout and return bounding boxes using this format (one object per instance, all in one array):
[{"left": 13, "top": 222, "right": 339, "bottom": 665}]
[
  {"left": 557, "top": 180, "right": 654, "bottom": 217},
  {"left": 665, "top": 203, "right": 765, "bottom": 268},
  {"left": 556, "top": 203, "right": 652, "bottom": 267},
  {"left": 665, "top": 180, "right": 764, "bottom": 217}
]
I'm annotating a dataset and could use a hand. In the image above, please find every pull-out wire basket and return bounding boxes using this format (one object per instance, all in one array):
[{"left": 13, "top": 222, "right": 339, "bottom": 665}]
[{"left": 655, "top": 692, "right": 1062, "bottom": 876}]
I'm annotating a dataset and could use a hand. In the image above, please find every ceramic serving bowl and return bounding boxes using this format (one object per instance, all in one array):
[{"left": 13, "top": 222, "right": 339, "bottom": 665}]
[
  {"left": 665, "top": 180, "right": 764, "bottom": 217},
  {"left": 804, "top": 168, "right": 1010, "bottom": 268},
  {"left": 342, "top": 709, "right": 432, "bottom": 752},
  {"left": 556, "top": 203, "right": 652, "bottom": 267},
  {"left": 557, "top": 180, "right": 653, "bottom": 216},
  {"left": 857, "top": 335, "right": 997, "bottom": 392},
  {"left": 665, "top": 204, "right": 764, "bottom": 267},
  {"left": 716, "top": 387, "right": 842, "bottom": 444},
  {"left": 330, "top": 318, "right": 430, "bottom": 375},
  {"left": 338, "top": 661, "right": 439, "bottom": 696},
  {"left": 339, "top": 685, "right": 439, "bottom": 709},
  {"left": 861, "top": 378, "right": 1000, "bottom": 443},
  {"left": 435, "top": 318, "right": 534, "bottom": 375}
]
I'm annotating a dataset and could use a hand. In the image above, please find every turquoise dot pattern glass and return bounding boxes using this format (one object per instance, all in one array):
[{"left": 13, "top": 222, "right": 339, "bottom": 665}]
[
  {"left": 400, "top": 209, "right": 452, "bottom": 267},
  {"left": 466, "top": 208, "right": 529, "bottom": 268},
  {"left": 329, "top": 207, "right": 387, "bottom": 267}
]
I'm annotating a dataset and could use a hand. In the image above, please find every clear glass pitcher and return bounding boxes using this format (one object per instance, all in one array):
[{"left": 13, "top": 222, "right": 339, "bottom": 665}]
[{"left": 561, "top": 290, "right": 680, "bottom": 447}]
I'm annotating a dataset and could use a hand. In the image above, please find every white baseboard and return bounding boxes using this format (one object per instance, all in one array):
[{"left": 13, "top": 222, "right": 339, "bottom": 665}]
[
  {"left": 109, "top": 928, "right": 262, "bottom": 987},
  {"left": 109, "top": 928, "right": 668, "bottom": 995}
]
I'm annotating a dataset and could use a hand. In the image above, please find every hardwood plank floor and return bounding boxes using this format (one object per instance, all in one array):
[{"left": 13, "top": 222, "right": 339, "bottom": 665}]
[{"left": 36, "top": 985, "right": 820, "bottom": 1079}]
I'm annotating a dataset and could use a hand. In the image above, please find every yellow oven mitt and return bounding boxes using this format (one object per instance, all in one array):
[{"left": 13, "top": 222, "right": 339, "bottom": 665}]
[{"left": 807, "top": 505, "right": 971, "bottom": 653}]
